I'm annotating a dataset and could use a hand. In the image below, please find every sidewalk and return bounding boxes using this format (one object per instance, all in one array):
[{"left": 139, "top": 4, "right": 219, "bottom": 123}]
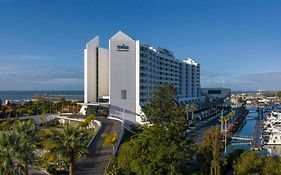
[
  {"left": 189, "top": 110, "right": 229, "bottom": 133},
  {"left": 74, "top": 117, "right": 122, "bottom": 175}
]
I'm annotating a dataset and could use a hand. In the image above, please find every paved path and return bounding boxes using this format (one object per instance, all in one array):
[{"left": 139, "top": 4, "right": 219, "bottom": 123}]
[
  {"left": 190, "top": 114, "right": 221, "bottom": 143},
  {"left": 252, "top": 109, "right": 263, "bottom": 149},
  {"left": 74, "top": 117, "right": 122, "bottom": 175}
]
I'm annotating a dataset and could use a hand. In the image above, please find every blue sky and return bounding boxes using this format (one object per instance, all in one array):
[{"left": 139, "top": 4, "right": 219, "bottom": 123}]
[{"left": 0, "top": 0, "right": 281, "bottom": 91}]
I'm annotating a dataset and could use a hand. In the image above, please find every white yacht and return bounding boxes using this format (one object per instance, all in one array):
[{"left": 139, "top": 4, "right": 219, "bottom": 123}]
[{"left": 263, "top": 111, "right": 281, "bottom": 145}]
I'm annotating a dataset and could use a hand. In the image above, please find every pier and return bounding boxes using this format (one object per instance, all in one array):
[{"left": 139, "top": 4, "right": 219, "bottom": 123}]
[{"left": 251, "top": 107, "right": 263, "bottom": 150}]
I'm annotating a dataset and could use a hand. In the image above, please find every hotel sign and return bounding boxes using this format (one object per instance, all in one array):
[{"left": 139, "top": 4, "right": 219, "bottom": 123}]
[{"left": 117, "top": 44, "right": 129, "bottom": 51}]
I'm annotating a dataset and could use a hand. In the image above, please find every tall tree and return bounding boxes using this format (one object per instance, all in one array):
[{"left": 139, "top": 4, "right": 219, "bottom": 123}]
[
  {"left": 40, "top": 115, "right": 46, "bottom": 128},
  {"left": 185, "top": 103, "right": 198, "bottom": 124},
  {"left": 198, "top": 126, "right": 223, "bottom": 175},
  {"left": 142, "top": 83, "right": 189, "bottom": 133},
  {"left": 12, "top": 119, "right": 37, "bottom": 174},
  {"left": 6, "top": 106, "right": 13, "bottom": 118},
  {"left": 233, "top": 151, "right": 263, "bottom": 175},
  {"left": 44, "top": 124, "right": 88, "bottom": 175},
  {"left": 190, "top": 103, "right": 198, "bottom": 121},
  {"left": 0, "top": 132, "right": 20, "bottom": 175},
  {"left": 116, "top": 83, "right": 194, "bottom": 175}
]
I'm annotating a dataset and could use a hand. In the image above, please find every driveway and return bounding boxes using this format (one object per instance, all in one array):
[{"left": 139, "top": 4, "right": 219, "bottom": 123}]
[{"left": 74, "top": 117, "right": 122, "bottom": 175}]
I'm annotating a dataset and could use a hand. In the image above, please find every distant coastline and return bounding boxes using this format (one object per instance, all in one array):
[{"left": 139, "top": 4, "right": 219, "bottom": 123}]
[
  {"left": 0, "top": 90, "right": 275, "bottom": 101},
  {"left": 232, "top": 90, "right": 258, "bottom": 94},
  {"left": 0, "top": 90, "right": 83, "bottom": 101}
]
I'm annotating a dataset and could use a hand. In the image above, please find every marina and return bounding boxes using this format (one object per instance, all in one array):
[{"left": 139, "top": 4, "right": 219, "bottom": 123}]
[{"left": 227, "top": 105, "right": 281, "bottom": 155}]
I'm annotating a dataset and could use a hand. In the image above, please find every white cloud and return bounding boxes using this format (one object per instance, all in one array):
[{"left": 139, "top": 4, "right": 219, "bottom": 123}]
[
  {"left": 201, "top": 70, "right": 281, "bottom": 91},
  {"left": 0, "top": 54, "right": 54, "bottom": 61},
  {"left": 0, "top": 64, "right": 83, "bottom": 90}
]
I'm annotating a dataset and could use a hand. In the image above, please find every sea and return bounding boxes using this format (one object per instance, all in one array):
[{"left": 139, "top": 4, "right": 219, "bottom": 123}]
[
  {"left": 0, "top": 90, "right": 258, "bottom": 101},
  {"left": 0, "top": 91, "right": 84, "bottom": 101}
]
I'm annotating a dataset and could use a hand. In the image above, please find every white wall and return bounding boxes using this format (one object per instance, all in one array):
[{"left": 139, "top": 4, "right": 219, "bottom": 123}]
[
  {"left": 84, "top": 36, "right": 99, "bottom": 103},
  {"left": 135, "top": 41, "right": 142, "bottom": 124},
  {"left": 109, "top": 31, "right": 140, "bottom": 123},
  {"left": 98, "top": 48, "right": 109, "bottom": 98}
]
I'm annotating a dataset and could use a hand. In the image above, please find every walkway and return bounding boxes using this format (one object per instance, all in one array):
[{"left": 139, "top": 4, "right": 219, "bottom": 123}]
[
  {"left": 74, "top": 117, "right": 122, "bottom": 175},
  {"left": 252, "top": 108, "right": 263, "bottom": 149},
  {"left": 190, "top": 112, "right": 226, "bottom": 143},
  {"left": 230, "top": 134, "right": 253, "bottom": 141}
]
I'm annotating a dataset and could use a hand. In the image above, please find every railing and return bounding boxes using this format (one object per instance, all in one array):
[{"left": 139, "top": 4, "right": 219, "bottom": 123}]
[
  {"left": 87, "top": 120, "right": 102, "bottom": 147},
  {"left": 113, "top": 124, "right": 124, "bottom": 156},
  {"left": 230, "top": 134, "right": 253, "bottom": 141}
]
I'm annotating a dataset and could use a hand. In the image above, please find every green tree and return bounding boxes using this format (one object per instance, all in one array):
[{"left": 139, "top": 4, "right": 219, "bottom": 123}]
[
  {"left": 40, "top": 115, "right": 46, "bottom": 128},
  {"left": 12, "top": 119, "right": 37, "bottom": 174},
  {"left": 27, "top": 109, "right": 33, "bottom": 116},
  {"left": 0, "top": 132, "right": 20, "bottom": 175},
  {"left": 44, "top": 124, "right": 88, "bottom": 175},
  {"left": 116, "top": 83, "right": 194, "bottom": 175},
  {"left": 6, "top": 106, "right": 13, "bottom": 118},
  {"left": 198, "top": 126, "right": 223, "bottom": 175},
  {"left": 16, "top": 108, "right": 21, "bottom": 117},
  {"left": 85, "top": 114, "right": 95, "bottom": 125},
  {"left": 233, "top": 151, "right": 263, "bottom": 175},
  {"left": 262, "top": 156, "right": 281, "bottom": 175},
  {"left": 78, "top": 114, "right": 95, "bottom": 131},
  {"left": 190, "top": 103, "right": 198, "bottom": 121},
  {"left": 0, "top": 120, "right": 37, "bottom": 175},
  {"left": 185, "top": 103, "right": 198, "bottom": 125}
]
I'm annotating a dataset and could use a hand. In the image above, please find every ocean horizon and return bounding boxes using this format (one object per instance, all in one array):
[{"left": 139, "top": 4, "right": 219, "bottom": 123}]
[{"left": 0, "top": 90, "right": 84, "bottom": 101}]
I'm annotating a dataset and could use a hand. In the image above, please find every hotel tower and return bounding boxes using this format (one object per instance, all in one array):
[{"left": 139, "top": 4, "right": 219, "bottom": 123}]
[{"left": 80, "top": 31, "right": 201, "bottom": 124}]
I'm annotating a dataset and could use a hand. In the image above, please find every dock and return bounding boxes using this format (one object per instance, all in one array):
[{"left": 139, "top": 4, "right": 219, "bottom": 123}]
[{"left": 252, "top": 108, "right": 263, "bottom": 150}]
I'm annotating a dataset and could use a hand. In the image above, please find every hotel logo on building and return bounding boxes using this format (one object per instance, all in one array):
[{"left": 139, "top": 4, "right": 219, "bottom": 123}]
[{"left": 117, "top": 44, "right": 129, "bottom": 51}]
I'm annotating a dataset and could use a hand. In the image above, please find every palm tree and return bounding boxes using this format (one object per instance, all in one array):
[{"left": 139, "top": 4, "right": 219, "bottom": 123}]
[
  {"left": 6, "top": 106, "right": 13, "bottom": 118},
  {"left": 85, "top": 114, "right": 95, "bottom": 125},
  {"left": 27, "top": 109, "right": 33, "bottom": 116},
  {"left": 185, "top": 104, "right": 192, "bottom": 120},
  {"left": 44, "top": 124, "right": 88, "bottom": 175},
  {"left": 0, "top": 132, "right": 20, "bottom": 175},
  {"left": 16, "top": 108, "right": 20, "bottom": 117},
  {"left": 218, "top": 116, "right": 226, "bottom": 132},
  {"left": 40, "top": 115, "right": 46, "bottom": 128},
  {"left": 12, "top": 120, "right": 37, "bottom": 175},
  {"left": 186, "top": 103, "right": 198, "bottom": 122}
]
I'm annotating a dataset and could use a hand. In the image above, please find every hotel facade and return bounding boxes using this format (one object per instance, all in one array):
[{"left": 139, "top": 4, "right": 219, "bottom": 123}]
[{"left": 80, "top": 31, "right": 201, "bottom": 124}]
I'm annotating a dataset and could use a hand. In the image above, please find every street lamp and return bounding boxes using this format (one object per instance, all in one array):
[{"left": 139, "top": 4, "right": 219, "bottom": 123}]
[
  {"left": 224, "top": 119, "right": 227, "bottom": 155},
  {"left": 219, "top": 106, "right": 228, "bottom": 155}
]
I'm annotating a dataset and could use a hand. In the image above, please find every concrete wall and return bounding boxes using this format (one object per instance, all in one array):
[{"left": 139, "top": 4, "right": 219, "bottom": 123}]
[
  {"left": 201, "top": 88, "right": 231, "bottom": 99},
  {"left": 84, "top": 36, "right": 99, "bottom": 103},
  {"left": 109, "top": 31, "right": 140, "bottom": 123},
  {"left": 98, "top": 48, "right": 109, "bottom": 98}
]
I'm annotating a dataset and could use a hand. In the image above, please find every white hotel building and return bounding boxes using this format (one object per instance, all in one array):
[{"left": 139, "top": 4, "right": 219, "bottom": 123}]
[{"left": 80, "top": 31, "right": 201, "bottom": 124}]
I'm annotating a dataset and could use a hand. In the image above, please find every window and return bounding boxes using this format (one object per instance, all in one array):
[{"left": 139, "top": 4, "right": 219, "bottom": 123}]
[{"left": 121, "top": 90, "right": 127, "bottom": 99}]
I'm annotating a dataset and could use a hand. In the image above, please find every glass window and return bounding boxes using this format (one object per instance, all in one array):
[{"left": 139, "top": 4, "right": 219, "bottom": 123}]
[{"left": 121, "top": 90, "right": 127, "bottom": 99}]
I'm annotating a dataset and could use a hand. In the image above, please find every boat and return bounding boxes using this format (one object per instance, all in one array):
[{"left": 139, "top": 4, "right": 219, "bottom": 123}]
[{"left": 263, "top": 110, "right": 281, "bottom": 145}]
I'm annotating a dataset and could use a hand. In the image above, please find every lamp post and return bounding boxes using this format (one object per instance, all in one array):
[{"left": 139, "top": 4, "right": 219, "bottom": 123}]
[
  {"left": 219, "top": 106, "right": 227, "bottom": 155},
  {"left": 220, "top": 107, "right": 224, "bottom": 132},
  {"left": 224, "top": 119, "right": 227, "bottom": 155}
]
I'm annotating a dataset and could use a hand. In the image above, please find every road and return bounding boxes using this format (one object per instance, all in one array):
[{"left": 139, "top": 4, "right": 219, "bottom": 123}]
[
  {"left": 74, "top": 117, "right": 122, "bottom": 175},
  {"left": 190, "top": 114, "right": 222, "bottom": 143}
]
